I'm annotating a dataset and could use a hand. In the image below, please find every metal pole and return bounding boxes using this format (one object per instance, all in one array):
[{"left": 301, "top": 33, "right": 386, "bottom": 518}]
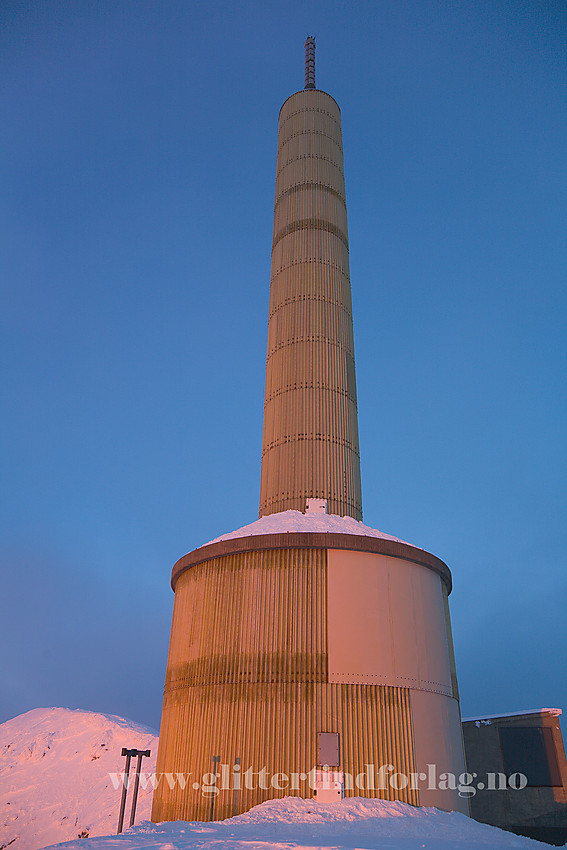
[
  {"left": 304, "top": 35, "right": 316, "bottom": 89},
  {"left": 209, "top": 755, "right": 220, "bottom": 822},
  {"left": 117, "top": 748, "right": 133, "bottom": 834},
  {"left": 129, "top": 751, "right": 144, "bottom": 827}
]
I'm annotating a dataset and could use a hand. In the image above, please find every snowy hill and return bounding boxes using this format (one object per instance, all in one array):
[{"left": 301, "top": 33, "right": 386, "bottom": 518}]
[
  {"left": 46, "top": 796, "right": 553, "bottom": 850},
  {"left": 0, "top": 708, "right": 157, "bottom": 850}
]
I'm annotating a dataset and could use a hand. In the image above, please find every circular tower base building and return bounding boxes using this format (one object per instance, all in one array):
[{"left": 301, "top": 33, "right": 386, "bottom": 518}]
[{"left": 151, "top": 511, "right": 468, "bottom": 821}]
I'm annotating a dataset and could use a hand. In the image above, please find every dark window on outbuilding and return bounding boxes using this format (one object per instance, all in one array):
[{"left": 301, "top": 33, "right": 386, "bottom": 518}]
[{"left": 500, "top": 726, "right": 562, "bottom": 786}]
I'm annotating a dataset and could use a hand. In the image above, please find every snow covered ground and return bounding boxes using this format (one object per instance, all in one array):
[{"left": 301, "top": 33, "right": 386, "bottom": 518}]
[
  {"left": 46, "top": 796, "right": 554, "bottom": 850},
  {"left": 0, "top": 708, "right": 158, "bottom": 850},
  {"left": 0, "top": 708, "right": 558, "bottom": 850}
]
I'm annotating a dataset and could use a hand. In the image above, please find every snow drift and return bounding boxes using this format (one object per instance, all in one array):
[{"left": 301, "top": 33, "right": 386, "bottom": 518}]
[{"left": 47, "top": 796, "right": 553, "bottom": 850}]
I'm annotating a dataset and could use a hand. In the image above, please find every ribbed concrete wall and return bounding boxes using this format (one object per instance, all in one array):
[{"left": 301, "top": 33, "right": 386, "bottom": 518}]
[
  {"left": 151, "top": 547, "right": 419, "bottom": 822},
  {"left": 259, "top": 89, "right": 363, "bottom": 520}
]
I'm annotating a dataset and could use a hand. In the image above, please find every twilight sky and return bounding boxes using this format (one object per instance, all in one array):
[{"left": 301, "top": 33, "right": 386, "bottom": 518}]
[{"left": 1, "top": 0, "right": 565, "bottom": 731}]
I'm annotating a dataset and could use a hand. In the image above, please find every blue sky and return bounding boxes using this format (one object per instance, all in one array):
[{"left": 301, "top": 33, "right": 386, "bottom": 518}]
[{"left": 1, "top": 0, "right": 565, "bottom": 730}]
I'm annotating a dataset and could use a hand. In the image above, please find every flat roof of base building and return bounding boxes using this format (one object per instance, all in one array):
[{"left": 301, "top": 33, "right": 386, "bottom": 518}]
[{"left": 462, "top": 708, "right": 562, "bottom": 722}]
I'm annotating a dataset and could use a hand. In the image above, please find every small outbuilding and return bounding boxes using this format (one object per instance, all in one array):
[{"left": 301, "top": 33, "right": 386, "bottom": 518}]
[{"left": 462, "top": 708, "right": 567, "bottom": 845}]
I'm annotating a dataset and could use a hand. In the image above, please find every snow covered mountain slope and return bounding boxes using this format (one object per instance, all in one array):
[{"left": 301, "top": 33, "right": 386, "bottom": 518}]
[
  {"left": 46, "top": 796, "right": 552, "bottom": 850},
  {"left": 0, "top": 707, "right": 157, "bottom": 850}
]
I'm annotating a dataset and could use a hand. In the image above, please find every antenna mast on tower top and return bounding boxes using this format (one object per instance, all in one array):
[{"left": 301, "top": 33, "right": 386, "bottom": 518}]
[{"left": 304, "top": 36, "right": 316, "bottom": 89}]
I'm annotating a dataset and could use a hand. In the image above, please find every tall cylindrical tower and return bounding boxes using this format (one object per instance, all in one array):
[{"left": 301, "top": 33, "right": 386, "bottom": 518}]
[
  {"left": 151, "top": 41, "right": 468, "bottom": 824},
  {"left": 260, "top": 39, "right": 362, "bottom": 519}
]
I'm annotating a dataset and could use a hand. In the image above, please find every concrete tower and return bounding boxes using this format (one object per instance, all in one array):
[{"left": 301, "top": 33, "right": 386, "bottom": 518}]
[
  {"left": 151, "top": 40, "right": 468, "bottom": 823},
  {"left": 260, "top": 36, "right": 362, "bottom": 520}
]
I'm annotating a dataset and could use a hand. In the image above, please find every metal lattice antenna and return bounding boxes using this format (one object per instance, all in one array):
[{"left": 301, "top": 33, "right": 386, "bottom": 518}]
[{"left": 304, "top": 36, "right": 315, "bottom": 89}]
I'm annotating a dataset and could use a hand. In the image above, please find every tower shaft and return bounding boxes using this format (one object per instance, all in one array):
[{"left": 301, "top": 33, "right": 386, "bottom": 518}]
[{"left": 259, "top": 88, "right": 363, "bottom": 519}]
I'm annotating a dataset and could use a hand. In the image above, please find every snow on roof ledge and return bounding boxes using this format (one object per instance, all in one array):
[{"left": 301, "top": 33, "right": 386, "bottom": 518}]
[
  {"left": 462, "top": 708, "right": 562, "bottom": 722},
  {"left": 206, "top": 510, "right": 415, "bottom": 549}
]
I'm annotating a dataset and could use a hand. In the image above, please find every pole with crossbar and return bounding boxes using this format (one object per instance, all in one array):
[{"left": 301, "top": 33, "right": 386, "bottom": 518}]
[
  {"left": 116, "top": 747, "right": 151, "bottom": 834},
  {"left": 117, "top": 748, "right": 133, "bottom": 834},
  {"left": 129, "top": 749, "right": 151, "bottom": 827}
]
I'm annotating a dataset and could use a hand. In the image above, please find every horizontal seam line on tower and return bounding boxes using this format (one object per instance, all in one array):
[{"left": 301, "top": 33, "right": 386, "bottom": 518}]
[
  {"left": 259, "top": 498, "right": 362, "bottom": 515},
  {"left": 163, "top": 676, "right": 328, "bottom": 691},
  {"left": 270, "top": 258, "right": 350, "bottom": 277},
  {"left": 268, "top": 294, "right": 352, "bottom": 321},
  {"left": 261, "top": 434, "right": 361, "bottom": 455},
  {"left": 265, "top": 335, "right": 355, "bottom": 360},
  {"left": 279, "top": 106, "right": 341, "bottom": 130},
  {"left": 275, "top": 154, "right": 344, "bottom": 181},
  {"left": 263, "top": 384, "right": 357, "bottom": 406},
  {"left": 277, "top": 129, "right": 343, "bottom": 157},
  {"left": 274, "top": 181, "right": 346, "bottom": 211},
  {"left": 272, "top": 218, "right": 349, "bottom": 252}
]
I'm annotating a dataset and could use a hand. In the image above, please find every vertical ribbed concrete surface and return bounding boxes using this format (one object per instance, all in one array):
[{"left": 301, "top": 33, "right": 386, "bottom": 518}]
[
  {"left": 259, "top": 90, "right": 363, "bottom": 520},
  {"left": 151, "top": 548, "right": 418, "bottom": 823}
]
